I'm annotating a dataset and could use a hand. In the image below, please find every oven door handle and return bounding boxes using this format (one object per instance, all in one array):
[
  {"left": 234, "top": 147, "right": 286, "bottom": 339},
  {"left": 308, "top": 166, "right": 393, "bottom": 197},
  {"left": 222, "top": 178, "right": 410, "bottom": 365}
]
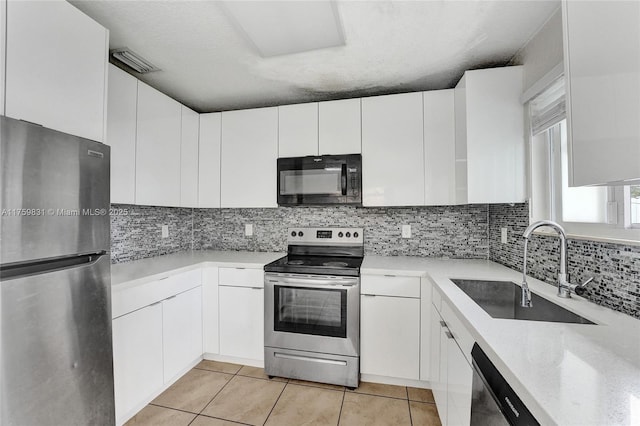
[{"left": 266, "top": 277, "right": 358, "bottom": 289}]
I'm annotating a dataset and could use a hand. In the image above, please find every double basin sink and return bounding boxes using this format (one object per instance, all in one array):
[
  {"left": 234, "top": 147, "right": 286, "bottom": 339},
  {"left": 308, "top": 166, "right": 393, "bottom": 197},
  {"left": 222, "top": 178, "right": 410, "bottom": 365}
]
[{"left": 450, "top": 279, "right": 594, "bottom": 325}]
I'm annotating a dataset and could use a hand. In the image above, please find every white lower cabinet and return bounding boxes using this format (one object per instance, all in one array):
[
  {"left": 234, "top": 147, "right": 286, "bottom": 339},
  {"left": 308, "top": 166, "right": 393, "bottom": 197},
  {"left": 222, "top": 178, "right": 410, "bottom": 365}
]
[
  {"left": 360, "top": 274, "right": 421, "bottom": 380},
  {"left": 162, "top": 287, "right": 203, "bottom": 382},
  {"left": 447, "top": 337, "right": 473, "bottom": 426},
  {"left": 431, "top": 288, "right": 473, "bottom": 426},
  {"left": 219, "top": 285, "right": 264, "bottom": 361},
  {"left": 202, "top": 266, "right": 220, "bottom": 355},
  {"left": 112, "top": 302, "right": 163, "bottom": 424},
  {"left": 112, "top": 271, "right": 203, "bottom": 425}
]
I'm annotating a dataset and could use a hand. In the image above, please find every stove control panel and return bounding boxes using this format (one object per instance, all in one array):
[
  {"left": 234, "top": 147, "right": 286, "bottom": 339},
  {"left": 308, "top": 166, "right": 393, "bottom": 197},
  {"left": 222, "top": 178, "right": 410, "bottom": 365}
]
[{"left": 288, "top": 227, "right": 364, "bottom": 245}]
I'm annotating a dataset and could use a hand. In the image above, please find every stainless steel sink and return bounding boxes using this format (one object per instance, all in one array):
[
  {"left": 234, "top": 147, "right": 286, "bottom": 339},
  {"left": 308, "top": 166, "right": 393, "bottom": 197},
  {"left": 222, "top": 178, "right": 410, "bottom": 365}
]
[{"left": 450, "top": 279, "right": 595, "bottom": 325}]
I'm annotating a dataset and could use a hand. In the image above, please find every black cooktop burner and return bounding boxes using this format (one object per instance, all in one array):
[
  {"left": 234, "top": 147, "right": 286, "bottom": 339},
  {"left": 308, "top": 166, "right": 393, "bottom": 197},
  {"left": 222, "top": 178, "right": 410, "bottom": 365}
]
[{"left": 264, "top": 255, "right": 363, "bottom": 277}]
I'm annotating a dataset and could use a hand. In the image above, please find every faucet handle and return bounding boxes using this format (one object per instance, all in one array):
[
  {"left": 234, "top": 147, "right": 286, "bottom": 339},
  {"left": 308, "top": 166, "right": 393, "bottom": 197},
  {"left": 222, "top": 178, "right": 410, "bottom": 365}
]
[{"left": 572, "top": 276, "right": 595, "bottom": 296}]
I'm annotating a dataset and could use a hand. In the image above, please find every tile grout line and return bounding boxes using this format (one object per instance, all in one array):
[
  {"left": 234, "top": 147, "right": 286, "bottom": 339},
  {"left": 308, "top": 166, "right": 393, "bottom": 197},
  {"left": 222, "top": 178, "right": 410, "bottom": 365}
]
[
  {"left": 336, "top": 389, "right": 346, "bottom": 426},
  {"left": 262, "top": 380, "right": 289, "bottom": 426},
  {"left": 195, "top": 367, "right": 240, "bottom": 416}
]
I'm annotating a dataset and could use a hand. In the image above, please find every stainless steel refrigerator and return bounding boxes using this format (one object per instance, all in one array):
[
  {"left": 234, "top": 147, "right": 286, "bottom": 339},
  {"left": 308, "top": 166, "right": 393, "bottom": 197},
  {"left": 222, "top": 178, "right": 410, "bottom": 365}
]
[{"left": 0, "top": 116, "right": 115, "bottom": 425}]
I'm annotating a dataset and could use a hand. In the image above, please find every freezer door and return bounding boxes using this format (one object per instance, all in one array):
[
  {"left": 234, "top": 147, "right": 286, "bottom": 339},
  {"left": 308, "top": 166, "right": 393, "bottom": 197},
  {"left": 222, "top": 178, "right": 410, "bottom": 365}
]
[
  {"left": 0, "top": 254, "right": 114, "bottom": 426},
  {"left": 0, "top": 116, "right": 110, "bottom": 264}
]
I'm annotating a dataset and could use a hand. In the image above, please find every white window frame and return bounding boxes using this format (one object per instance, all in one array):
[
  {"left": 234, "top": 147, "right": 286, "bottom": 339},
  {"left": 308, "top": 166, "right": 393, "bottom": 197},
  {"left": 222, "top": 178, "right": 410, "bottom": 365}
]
[{"left": 528, "top": 120, "right": 640, "bottom": 244}]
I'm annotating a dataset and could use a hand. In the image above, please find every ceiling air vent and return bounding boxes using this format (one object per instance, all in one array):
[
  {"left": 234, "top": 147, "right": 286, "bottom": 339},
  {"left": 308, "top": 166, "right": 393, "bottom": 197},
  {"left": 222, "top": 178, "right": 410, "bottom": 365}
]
[{"left": 110, "top": 48, "right": 160, "bottom": 74}]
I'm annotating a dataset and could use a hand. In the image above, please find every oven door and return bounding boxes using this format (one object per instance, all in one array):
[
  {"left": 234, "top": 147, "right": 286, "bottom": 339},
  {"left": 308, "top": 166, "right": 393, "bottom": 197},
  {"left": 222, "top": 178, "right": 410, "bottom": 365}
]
[
  {"left": 264, "top": 273, "right": 359, "bottom": 357},
  {"left": 277, "top": 154, "right": 361, "bottom": 206}
]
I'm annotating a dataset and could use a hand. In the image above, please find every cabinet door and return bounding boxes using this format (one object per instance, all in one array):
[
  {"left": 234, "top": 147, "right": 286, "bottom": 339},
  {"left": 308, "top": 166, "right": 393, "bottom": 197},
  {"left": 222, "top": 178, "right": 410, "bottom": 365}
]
[
  {"left": 180, "top": 106, "right": 199, "bottom": 207},
  {"left": 221, "top": 107, "right": 278, "bottom": 208},
  {"left": 362, "top": 93, "right": 425, "bottom": 206},
  {"left": 319, "top": 98, "right": 361, "bottom": 155},
  {"left": 360, "top": 294, "right": 420, "bottom": 380},
  {"left": 459, "top": 67, "right": 525, "bottom": 204},
  {"left": 135, "top": 82, "right": 182, "bottom": 207},
  {"left": 198, "top": 113, "right": 222, "bottom": 208},
  {"left": 202, "top": 266, "right": 219, "bottom": 354},
  {"left": 5, "top": 0, "right": 107, "bottom": 142},
  {"left": 107, "top": 64, "right": 137, "bottom": 204},
  {"left": 163, "top": 287, "right": 203, "bottom": 382},
  {"left": 419, "top": 277, "right": 432, "bottom": 381},
  {"left": 447, "top": 338, "right": 473, "bottom": 426},
  {"left": 438, "top": 320, "right": 449, "bottom": 426},
  {"left": 112, "top": 303, "right": 163, "bottom": 423},
  {"left": 279, "top": 103, "right": 318, "bottom": 157},
  {"left": 564, "top": 1, "right": 640, "bottom": 185},
  {"left": 424, "top": 90, "right": 456, "bottom": 206},
  {"left": 430, "top": 307, "right": 447, "bottom": 417},
  {"left": 219, "top": 286, "right": 264, "bottom": 360}
]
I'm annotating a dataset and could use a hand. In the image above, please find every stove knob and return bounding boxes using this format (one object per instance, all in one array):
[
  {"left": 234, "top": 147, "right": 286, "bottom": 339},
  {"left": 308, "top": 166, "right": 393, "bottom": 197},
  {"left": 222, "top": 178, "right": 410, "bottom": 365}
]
[
  {"left": 345, "top": 232, "right": 351, "bottom": 238},
  {"left": 298, "top": 231, "right": 304, "bottom": 237},
  {"left": 291, "top": 231, "right": 297, "bottom": 237},
  {"left": 354, "top": 232, "right": 359, "bottom": 238},
  {"left": 338, "top": 232, "right": 344, "bottom": 238}
]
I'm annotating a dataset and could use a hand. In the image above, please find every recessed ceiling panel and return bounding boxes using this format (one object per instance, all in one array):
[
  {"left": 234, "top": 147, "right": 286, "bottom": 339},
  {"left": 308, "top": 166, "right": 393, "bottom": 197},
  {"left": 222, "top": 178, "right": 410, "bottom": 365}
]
[{"left": 222, "top": 1, "right": 345, "bottom": 57}]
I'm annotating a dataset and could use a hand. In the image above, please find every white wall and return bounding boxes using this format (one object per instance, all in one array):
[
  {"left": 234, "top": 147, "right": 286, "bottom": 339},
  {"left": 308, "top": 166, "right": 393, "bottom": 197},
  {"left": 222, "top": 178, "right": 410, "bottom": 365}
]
[{"left": 511, "top": 7, "right": 563, "bottom": 93}]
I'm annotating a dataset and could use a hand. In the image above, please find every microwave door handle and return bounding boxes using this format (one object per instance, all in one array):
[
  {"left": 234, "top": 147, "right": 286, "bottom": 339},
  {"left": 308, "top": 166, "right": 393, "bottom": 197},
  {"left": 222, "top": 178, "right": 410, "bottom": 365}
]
[{"left": 341, "top": 164, "right": 347, "bottom": 195}]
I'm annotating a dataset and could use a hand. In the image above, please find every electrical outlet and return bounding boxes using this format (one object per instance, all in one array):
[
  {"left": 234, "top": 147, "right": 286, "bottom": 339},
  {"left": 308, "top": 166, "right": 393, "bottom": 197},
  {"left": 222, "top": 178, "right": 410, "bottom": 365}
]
[
  {"left": 501, "top": 227, "right": 508, "bottom": 244},
  {"left": 161, "top": 225, "right": 169, "bottom": 239},
  {"left": 401, "top": 224, "right": 411, "bottom": 238},
  {"left": 245, "top": 224, "right": 253, "bottom": 236}
]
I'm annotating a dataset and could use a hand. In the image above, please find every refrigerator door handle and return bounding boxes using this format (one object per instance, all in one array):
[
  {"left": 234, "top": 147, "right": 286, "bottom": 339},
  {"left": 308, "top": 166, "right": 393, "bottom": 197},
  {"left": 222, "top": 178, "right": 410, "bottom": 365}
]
[{"left": 0, "top": 251, "right": 108, "bottom": 280}]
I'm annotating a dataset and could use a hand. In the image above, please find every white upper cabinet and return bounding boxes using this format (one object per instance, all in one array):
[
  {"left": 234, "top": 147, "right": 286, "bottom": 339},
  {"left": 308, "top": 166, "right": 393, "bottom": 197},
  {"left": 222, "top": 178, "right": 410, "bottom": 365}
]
[
  {"left": 180, "top": 106, "right": 199, "bottom": 207},
  {"left": 135, "top": 82, "right": 182, "bottom": 207},
  {"left": 5, "top": 0, "right": 108, "bottom": 142},
  {"left": 198, "top": 113, "right": 222, "bottom": 208},
  {"left": 455, "top": 66, "right": 525, "bottom": 204},
  {"left": 319, "top": 98, "right": 362, "bottom": 155},
  {"left": 563, "top": 1, "right": 640, "bottom": 186},
  {"left": 424, "top": 90, "right": 456, "bottom": 206},
  {"left": 362, "top": 92, "right": 425, "bottom": 206},
  {"left": 106, "top": 64, "right": 137, "bottom": 205},
  {"left": 278, "top": 103, "right": 319, "bottom": 157},
  {"left": 221, "top": 107, "right": 278, "bottom": 208}
]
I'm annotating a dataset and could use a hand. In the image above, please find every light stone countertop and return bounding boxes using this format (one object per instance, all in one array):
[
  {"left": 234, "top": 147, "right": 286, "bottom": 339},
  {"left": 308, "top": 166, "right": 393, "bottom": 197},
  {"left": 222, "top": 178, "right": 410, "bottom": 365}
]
[
  {"left": 364, "top": 255, "right": 640, "bottom": 426},
  {"left": 110, "top": 250, "right": 285, "bottom": 291}
]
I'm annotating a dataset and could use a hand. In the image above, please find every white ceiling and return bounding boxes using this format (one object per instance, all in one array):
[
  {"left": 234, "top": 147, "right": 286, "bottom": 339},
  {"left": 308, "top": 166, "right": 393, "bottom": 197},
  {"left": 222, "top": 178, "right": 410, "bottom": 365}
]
[{"left": 71, "top": 0, "right": 559, "bottom": 113}]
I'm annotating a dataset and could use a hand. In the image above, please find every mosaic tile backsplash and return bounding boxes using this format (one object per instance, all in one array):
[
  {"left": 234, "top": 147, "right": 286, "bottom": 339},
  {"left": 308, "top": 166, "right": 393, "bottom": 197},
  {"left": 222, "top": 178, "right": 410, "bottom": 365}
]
[
  {"left": 193, "top": 205, "right": 489, "bottom": 257},
  {"left": 489, "top": 203, "right": 640, "bottom": 319},
  {"left": 110, "top": 204, "right": 193, "bottom": 263},
  {"left": 110, "top": 204, "right": 489, "bottom": 262}
]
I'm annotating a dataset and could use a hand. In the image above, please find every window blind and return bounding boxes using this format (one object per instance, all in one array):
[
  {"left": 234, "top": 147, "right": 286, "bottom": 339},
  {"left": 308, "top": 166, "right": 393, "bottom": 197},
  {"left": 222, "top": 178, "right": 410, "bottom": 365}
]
[{"left": 529, "top": 76, "right": 566, "bottom": 136}]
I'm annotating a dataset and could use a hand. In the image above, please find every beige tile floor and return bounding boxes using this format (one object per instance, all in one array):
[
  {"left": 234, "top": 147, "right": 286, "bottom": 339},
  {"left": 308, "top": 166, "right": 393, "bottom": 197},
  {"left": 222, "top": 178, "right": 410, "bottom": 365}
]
[{"left": 126, "top": 360, "right": 442, "bottom": 426}]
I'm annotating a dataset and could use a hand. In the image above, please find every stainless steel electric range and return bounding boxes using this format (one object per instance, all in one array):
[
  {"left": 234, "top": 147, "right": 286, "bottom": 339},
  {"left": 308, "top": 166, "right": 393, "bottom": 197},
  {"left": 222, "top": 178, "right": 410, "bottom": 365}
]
[{"left": 263, "top": 227, "right": 363, "bottom": 388}]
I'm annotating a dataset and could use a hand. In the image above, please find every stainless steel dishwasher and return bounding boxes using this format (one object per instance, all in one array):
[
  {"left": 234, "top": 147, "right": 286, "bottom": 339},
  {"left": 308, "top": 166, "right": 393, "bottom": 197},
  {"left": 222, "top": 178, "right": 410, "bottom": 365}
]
[{"left": 471, "top": 343, "right": 539, "bottom": 426}]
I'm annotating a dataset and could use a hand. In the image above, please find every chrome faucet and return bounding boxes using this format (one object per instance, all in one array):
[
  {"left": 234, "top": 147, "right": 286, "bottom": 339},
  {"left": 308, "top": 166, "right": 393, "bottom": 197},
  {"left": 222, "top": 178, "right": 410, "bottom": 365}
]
[{"left": 521, "top": 220, "right": 593, "bottom": 307}]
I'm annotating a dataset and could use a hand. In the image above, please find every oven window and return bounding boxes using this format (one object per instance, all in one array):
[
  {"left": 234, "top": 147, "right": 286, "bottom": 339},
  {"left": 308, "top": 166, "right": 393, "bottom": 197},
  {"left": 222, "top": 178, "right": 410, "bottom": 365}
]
[
  {"left": 280, "top": 169, "right": 342, "bottom": 195},
  {"left": 274, "top": 285, "right": 347, "bottom": 338}
]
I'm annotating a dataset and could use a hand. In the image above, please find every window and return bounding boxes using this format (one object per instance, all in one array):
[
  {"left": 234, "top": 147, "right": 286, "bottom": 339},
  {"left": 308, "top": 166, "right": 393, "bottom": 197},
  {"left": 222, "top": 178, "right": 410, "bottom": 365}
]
[{"left": 528, "top": 78, "right": 640, "bottom": 241}]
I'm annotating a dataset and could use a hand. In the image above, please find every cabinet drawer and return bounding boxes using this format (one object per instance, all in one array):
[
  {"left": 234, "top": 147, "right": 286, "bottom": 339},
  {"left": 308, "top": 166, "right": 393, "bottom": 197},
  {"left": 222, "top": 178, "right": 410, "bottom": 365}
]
[
  {"left": 219, "top": 267, "right": 264, "bottom": 288},
  {"left": 361, "top": 275, "right": 420, "bottom": 298},
  {"left": 112, "top": 268, "right": 202, "bottom": 318}
]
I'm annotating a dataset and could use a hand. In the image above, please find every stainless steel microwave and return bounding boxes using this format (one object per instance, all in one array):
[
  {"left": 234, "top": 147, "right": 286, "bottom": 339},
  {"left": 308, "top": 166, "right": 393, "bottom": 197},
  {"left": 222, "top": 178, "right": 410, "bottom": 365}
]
[{"left": 277, "top": 154, "right": 362, "bottom": 206}]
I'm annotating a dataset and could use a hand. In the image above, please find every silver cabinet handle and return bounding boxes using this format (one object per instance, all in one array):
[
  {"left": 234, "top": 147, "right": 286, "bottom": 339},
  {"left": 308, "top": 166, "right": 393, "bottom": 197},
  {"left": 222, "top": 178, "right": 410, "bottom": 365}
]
[
  {"left": 158, "top": 276, "right": 169, "bottom": 281},
  {"left": 445, "top": 331, "right": 454, "bottom": 339},
  {"left": 363, "top": 294, "right": 376, "bottom": 297},
  {"left": 250, "top": 287, "right": 262, "bottom": 290},
  {"left": 440, "top": 320, "right": 447, "bottom": 327},
  {"left": 384, "top": 274, "right": 396, "bottom": 277},
  {"left": 165, "top": 295, "right": 177, "bottom": 300}
]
